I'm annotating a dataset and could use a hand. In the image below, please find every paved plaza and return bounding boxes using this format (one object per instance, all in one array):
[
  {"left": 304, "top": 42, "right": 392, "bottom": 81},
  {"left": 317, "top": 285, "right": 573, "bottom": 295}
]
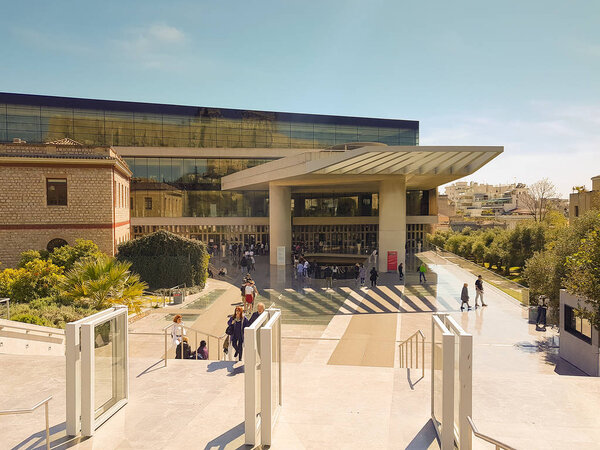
[{"left": 1, "top": 251, "right": 599, "bottom": 449}]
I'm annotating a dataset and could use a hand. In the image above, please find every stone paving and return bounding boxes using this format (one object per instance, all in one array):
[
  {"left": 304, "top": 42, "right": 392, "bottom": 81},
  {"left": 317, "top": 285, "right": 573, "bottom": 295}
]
[{"left": 1, "top": 250, "right": 599, "bottom": 449}]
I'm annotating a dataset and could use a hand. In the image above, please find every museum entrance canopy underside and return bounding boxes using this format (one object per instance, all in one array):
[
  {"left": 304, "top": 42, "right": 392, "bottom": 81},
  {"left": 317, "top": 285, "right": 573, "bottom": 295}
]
[
  {"left": 221, "top": 145, "right": 503, "bottom": 192},
  {"left": 223, "top": 145, "right": 503, "bottom": 270}
]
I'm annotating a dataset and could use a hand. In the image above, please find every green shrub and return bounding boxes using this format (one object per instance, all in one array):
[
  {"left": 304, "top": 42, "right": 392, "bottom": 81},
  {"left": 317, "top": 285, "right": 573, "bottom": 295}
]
[
  {"left": 10, "top": 299, "right": 98, "bottom": 329},
  {"left": 2, "top": 260, "right": 64, "bottom": 303},
  {"left": 49, "top": 239, "right": 101, "bottom": 271},
  {"left": 117, "top": 230, "right": 209, "bottom": 290},
  {"left": 11, "top": 313, "right": 52, "bottom": 327},
  {"left": 18, "top": 250, "right": 42, "bottom": 268}
]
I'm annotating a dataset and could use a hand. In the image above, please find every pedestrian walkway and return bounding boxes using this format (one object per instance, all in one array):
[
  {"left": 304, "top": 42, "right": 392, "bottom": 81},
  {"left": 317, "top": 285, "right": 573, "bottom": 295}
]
[{"left": 4, "top": 250, "right": 600, "bottom": 449}]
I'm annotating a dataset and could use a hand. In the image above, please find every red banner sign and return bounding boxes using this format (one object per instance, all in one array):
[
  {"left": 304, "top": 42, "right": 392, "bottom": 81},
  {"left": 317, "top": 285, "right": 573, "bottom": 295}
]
[{"left": 387, "top": 251, "right": 398, "bottom": 272}]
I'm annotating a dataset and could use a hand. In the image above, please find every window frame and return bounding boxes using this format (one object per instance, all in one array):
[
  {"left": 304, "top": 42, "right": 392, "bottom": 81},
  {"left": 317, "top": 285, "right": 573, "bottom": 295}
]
[
  {"left": 46, "top": 177, "right": 68, "bottom": 206},
  {"left": 564, "top": 304, "right": 592, "bottom": 344}
]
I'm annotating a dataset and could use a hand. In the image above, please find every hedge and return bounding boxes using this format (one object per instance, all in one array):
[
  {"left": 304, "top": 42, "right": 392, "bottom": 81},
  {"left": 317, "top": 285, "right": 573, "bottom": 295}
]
[{"left": 116, "top": 230, "right": 209, "bottom": 290}]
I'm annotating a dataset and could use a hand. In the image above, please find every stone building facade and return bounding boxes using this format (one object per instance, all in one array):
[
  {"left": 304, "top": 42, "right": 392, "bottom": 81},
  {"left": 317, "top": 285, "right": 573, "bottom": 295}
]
[
  {"left": 0, "top": 141, "right": 131, "bottom": 267},
  {"left": 570, "top": 175, "right": 600, "bottom": 220}
]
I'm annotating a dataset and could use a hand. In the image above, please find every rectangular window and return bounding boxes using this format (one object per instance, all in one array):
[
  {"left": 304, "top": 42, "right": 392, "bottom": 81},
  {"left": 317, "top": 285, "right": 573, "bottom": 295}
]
[
  {"left": 47, "top": 178, "right": 67, "bottom": 206},
  {"left": 144, "top": 197, "right": 153, "bottom": 210},
  {"left": 564, "top": 305, "right": 592, "bottom": 343},
  {"left": 575, "top": 206, "right": 579, "bottom": 217}
]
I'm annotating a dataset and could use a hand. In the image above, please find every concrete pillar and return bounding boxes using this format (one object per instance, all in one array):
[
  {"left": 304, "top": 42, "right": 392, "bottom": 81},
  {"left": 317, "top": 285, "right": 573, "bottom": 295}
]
[
  {"left": 378, "top": 177, "right": 406, "bottom": 273},
  {"left": 269, "top": 184, "right": 292, "bottom": 265}
]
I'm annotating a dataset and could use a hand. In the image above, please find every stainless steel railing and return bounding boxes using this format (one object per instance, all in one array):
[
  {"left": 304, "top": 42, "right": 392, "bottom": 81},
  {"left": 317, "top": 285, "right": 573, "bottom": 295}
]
[
  {"left": 0, "top": 298, "right": 9, "bottom": 320},
  {"left": 0, "top": 396, "right": 52, "bottom": 450},
  {"left": 467, "top": 416, "right": 516, "bottom": 450},
  {"left": 399, "top": 330, "right": 425, "bottom": 379},
  {"left": 163, "top": 323, "right": 226, "bottom": 366}
]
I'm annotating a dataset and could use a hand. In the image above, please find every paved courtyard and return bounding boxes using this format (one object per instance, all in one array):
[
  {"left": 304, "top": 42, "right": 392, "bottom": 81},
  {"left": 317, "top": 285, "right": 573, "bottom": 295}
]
[{"left": 1, "top": 251, "right": 599, "bottom": 449}]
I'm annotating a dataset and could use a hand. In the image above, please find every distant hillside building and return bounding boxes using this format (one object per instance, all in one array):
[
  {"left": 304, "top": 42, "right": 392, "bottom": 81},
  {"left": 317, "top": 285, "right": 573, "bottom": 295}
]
[
  {"left": 443, "top": 181, "right": 529, "bottom": 218},
  {"left": 0, "top": 141, "right": 131, "bottom": 266}
]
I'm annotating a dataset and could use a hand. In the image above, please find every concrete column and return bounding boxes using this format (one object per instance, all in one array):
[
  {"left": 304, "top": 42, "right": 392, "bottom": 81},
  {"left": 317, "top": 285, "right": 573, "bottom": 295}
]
[
  {"left": 269, "top": 184, "right": 292, "bottom": 265},
  {"left": 378, "top": 177, "right": 406, "bottom": 273}
]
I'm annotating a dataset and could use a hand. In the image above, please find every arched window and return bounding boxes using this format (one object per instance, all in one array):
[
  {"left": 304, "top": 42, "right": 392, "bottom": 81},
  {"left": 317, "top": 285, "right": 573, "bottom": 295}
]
[{"left": 47, "top": 238, "right": 68, "bottom": 252}]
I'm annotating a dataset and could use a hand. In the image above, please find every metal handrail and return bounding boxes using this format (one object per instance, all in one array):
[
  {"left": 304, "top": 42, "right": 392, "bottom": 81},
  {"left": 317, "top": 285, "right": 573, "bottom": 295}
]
[
  {"left": 0, "top": 396, "right": 52, "bottom": 450},
  {"left": 0, "top": 298, "right": 9, "bottom": 320},
  {"left": 399, "top": 330, "right": 425, "bottom": 379},
  {"left": 163, "top": 323, "right": 225, "bottom": 366},
  {"left": 467, "top": 416, "right": 516, "bottom": 450}
]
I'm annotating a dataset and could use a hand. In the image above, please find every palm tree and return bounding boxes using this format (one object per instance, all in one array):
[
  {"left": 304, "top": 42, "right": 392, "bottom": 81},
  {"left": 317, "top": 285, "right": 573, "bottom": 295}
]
[{"left": 60, "top": 255, "right": 148, "bottom": 313}]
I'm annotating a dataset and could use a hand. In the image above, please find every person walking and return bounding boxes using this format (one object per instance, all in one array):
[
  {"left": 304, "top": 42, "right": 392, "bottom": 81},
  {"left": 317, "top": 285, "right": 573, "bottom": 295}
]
[
  {"left": 398, "top": 262, "right": 404, "bottom": 281},
  {"left": 359, "top": 264, "right": 366, "bottom": 287},
  {"left": 474, "top": 275, "right": 487, "bottom": 307},
  {"left": 297, "top": 260, "right": 305, "bottom": 280},
  {"left": 227, "top": 306, "right": 248, "bottom": 361},
  {"left": 418, "top": 262, "right": 427, "bottom": 283},
  {"left": 460, "top": 283, "right": 471, "bottom": 311},
  {"left": 354, "top": 263, "right": 360, "bottom": 286},
  {"left": 324, "top": 265, "right": 333, "bottom": 289},
  {"left": 240, "top": 255, "right": 248, "bottom": 274},
  {"left": 244, "top": 279, "right": 258, "bottom": 313},
  {"left": 536, "top": 295, "right": 548, "bottom": 328},
  {"left": 369, "top": 267, "right": 378, "bottom": 288}
]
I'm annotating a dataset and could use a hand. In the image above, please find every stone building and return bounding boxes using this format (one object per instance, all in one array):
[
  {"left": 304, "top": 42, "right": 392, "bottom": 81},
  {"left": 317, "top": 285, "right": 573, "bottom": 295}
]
[
  {"left": 570, "top": 175, "right": 600, "bottom": 219},
  {"left": 0, "top": 140, "right": 131, "bottom": 267}
]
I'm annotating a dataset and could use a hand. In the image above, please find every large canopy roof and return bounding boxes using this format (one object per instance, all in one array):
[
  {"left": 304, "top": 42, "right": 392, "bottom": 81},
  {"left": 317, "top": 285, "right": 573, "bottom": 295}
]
[{"left": 222, "top": 145, "right": 503, "bottom": 191}]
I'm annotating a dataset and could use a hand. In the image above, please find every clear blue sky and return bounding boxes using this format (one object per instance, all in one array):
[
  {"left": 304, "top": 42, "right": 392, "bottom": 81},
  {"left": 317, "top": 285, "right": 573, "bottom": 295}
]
[{"left": 1, "top": 0, "right": 599, "bottom": 196}]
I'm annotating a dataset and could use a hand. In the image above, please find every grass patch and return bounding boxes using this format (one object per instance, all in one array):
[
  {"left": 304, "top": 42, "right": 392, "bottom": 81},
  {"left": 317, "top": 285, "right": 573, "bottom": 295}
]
[
  {"left": 184, "top": 289, "right": 227, "bottom": 311},
  {"left": 165, "top": 313, "right": 200, "bottom": 322}
]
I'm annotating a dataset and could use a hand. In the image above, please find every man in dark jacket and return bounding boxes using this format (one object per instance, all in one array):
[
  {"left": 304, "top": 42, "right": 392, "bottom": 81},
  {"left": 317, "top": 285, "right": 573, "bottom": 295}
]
[
  {"left": 461, "top": 283, "right": 471, "bottom": 311},
  {"left": 248, "top": 302, "right": 265, "bottom": 325}
]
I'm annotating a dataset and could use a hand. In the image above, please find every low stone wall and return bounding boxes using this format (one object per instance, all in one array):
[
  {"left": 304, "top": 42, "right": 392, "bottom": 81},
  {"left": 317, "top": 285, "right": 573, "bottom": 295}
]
[{"left": 0, "top": 318, "right": 65, "bottom": 356}]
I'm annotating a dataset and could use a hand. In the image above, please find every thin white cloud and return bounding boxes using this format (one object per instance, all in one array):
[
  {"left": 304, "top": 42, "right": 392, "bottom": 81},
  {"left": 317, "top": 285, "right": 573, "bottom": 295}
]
[
  {"left": 113, "top": 24, "right": 187, "bottom": 69},
  {"left": 422, "top": 102, "right": 600, "bottom": 197},
  {"left": 147, "top": 24, "right": 185, "bottom": 43},
  {"left": 10, "top": 28, "right": 89, "bottom": 54}
]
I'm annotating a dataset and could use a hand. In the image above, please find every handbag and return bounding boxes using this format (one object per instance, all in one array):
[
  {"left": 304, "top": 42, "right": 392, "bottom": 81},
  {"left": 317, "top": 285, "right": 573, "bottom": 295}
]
[{"left": 225, "top": 323, "right": 234, "bottom": 336}]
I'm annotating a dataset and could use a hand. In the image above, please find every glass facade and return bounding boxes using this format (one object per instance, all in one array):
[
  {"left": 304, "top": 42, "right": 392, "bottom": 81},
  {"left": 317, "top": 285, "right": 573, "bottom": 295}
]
[
  {"left": 0, "top": 93, "right": 419, "bottom": 148},
  {"left": 292, "top": 193, "right": 379, "bottom": 217},
  {"left": 292, "top": 224, "right": 379, "bottom": 254},
  {"left": 126, "top": 157, "right": 271, "bottom": 217},
  {"left": 0, "top": 93, "right": 439, "bottom": 251}
]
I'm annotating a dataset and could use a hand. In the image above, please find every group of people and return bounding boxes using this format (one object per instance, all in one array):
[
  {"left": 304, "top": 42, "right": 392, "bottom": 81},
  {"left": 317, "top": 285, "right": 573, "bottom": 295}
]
[
  {"left": 171, "top": 314, "right": 209, "bottom": 360},
  {"left": 239, "top": 254, "right": 256, "bottom": 274},
  {"left": 460, "top": 275, "right": 488, "bottom": 311},
  {"left": 229, "top": 242, "right": 268, "bottom": 259}
]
